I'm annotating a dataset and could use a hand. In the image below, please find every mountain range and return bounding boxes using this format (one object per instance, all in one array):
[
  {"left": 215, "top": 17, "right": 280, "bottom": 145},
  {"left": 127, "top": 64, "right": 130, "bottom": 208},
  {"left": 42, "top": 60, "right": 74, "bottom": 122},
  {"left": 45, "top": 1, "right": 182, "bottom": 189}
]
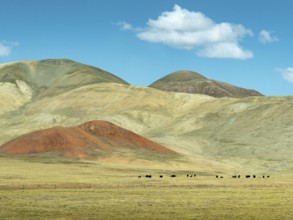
[{"left": 0, "top": 59, "right": 292, "bottom": 174}]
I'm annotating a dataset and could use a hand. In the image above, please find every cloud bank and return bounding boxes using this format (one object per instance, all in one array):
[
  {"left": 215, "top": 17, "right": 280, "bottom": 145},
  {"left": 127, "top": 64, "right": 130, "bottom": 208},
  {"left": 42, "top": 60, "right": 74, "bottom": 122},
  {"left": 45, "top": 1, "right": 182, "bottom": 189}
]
[
  {"left": 276, "top": 68, "right": 293, "bottom": 83},
  {"left": 120, "top": 5, "right": 254, "bottom": 60}
]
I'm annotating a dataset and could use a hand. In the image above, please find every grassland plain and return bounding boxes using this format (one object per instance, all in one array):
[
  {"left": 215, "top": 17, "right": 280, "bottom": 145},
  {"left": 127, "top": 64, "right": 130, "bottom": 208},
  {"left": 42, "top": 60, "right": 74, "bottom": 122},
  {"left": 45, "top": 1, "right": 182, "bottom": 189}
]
[{"left": 1, "top": 157, "right": 293, "bottom": 219}]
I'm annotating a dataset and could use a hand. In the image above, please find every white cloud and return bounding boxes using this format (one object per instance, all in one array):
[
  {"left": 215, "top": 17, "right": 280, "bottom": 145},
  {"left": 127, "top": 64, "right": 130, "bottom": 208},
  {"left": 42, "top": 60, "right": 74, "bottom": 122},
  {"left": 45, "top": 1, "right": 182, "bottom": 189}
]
[
  {"left": 276, "top": 68, "right": 293, "bottom": 83},
  {"left": 0, "top": 42, "right": 11, "bottom": 57},
  {"left": 197, "top": 42, "right": 253, "bottom": 59},
  {"left": 131, "top": 4, "right": 253, "bottom": 59},
  {"left": 0, "top": 41, "right": 19, "bottom": 57},
  {"left": 259, "top": 30, "right": 279, "bottom": 44},
  {"left": 117, "top": 21, "right": 133, "bottom": 31}
]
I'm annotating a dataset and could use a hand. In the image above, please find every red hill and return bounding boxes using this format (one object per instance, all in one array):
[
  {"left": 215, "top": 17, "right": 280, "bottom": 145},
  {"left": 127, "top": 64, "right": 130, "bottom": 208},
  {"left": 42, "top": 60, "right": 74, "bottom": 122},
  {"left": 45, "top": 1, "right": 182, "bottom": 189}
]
[{"left": 0, "top": 120, "right": 176, "bottom": 159}]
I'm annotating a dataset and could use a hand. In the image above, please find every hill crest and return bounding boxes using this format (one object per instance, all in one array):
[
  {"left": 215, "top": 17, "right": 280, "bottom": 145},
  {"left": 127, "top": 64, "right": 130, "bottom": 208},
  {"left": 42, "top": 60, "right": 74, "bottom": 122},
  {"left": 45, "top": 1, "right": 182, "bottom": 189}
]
[
  {"left": 149, "top": 70, "right": 263, "bottom": 98},
  {"left": 0, "top": 59, "right": 129, "bottom": 99}
]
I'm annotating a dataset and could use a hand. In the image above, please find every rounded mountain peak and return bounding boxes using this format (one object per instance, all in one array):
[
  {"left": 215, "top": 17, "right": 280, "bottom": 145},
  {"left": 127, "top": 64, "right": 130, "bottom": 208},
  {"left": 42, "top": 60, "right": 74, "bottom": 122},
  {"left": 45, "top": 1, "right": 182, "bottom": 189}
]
[
  {"left": 149, "top": 70, "right": 263, "bottom": 98},
  {"left": 0, "top": 59, "right": 129, "bottom": 98},
  {"left": 152, "top": 70, "right": 207, "bottom": 84}
]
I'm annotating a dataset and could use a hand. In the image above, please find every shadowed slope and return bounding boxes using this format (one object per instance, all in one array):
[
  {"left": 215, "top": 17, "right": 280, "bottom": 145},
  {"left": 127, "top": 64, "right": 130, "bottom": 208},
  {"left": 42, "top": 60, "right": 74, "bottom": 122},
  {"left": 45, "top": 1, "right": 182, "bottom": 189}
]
[
  {"left": 149, "top": 70, "right": 263, "bottom": 97},
  {"left": 0, "top": 120, "right": 176, "bottom": 159}
]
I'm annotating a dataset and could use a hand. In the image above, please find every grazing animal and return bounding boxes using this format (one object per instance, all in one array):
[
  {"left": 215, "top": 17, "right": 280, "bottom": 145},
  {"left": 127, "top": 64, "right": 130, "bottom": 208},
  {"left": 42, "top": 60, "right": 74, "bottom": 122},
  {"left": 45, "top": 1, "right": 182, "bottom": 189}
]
[
  {"left": 145, "top": 175, "right": 152, "bottom": 178},
  {"left": 232, "top": 175, "right": 237, "bottom": 178},
  {"left": 216, "top": 175, "right": 219, "bottom": 178},
  {"left": 160, "top": 175, "right": 163, "bottom": 178},
  {"left": 138, "top": 176, "right": 141, "bottom": 178},
  {"left": 220, "top": 176, "right": 223, "bottom": 178},
  {"left": 263, "top": 175, "right": 265, "bottom": 178},
  {"left": 246, "top": 175, "right": 250, "bottom": 178},
  {"left": 187, "top": 174, "right": 196, "bottom": 177},
  {"left": 170, "top": 175, "right": 176, "bottom": 178},
  {"left": 267, "top": 175, "right": 270, "bottom": 178},
  {"left": 253, "top": 175, "right": 256, "bottom": 178},
  {"left": 238, "top": 175, "right": 241, "bottom": 178}
]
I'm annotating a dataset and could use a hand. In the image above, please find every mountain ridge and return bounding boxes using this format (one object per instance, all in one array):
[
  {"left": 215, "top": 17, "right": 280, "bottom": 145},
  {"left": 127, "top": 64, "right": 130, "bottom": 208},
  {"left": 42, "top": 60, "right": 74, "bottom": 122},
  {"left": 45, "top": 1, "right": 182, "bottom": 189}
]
[
  {"left": 0, "top": 59, "right": 263, "bottom": 98},
  {"left": 0, "top": 59, "right": 129, "bottom": 99}
]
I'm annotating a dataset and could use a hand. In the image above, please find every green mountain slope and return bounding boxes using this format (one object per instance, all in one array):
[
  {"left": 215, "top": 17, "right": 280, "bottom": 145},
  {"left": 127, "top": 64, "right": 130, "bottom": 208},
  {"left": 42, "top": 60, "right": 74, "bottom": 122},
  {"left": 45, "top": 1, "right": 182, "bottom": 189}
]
[{"left": 0, "top": 59, "right": 129, "bottom": 99}]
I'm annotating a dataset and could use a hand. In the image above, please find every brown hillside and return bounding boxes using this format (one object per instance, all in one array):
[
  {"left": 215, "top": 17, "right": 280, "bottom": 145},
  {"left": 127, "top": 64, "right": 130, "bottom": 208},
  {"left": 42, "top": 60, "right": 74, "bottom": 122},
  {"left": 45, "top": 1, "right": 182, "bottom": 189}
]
[
  {"left": 149, "top": 70, "right": 263, "bottom": 97},
  {"left": 0, "top": 120, "right": 176, "bottom": 159}
]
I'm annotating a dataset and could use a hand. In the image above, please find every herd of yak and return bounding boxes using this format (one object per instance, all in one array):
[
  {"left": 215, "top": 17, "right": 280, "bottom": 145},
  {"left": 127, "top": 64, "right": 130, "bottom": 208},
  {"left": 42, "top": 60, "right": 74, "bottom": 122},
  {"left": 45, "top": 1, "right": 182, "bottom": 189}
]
[{"left": 138, "top": 174, "right": 270, "bottom": 179}]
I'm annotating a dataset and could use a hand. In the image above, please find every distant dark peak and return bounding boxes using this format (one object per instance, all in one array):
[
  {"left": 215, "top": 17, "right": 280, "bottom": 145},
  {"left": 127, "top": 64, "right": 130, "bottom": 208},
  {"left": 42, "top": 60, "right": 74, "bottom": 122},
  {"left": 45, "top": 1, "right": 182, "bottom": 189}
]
[
  {"left": 149, "top": 70, "right": 263, "bottom": 98},
  {"left": 160, "top": 70, "right": 207, "bottom": 82}
]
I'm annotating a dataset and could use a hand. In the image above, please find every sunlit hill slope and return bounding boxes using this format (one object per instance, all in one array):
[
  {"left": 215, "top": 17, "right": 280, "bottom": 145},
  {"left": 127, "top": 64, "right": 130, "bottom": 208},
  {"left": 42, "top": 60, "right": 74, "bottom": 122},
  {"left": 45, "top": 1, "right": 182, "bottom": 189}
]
[{"left": 0, "top": 59, "right": 292, "bottom": 174}]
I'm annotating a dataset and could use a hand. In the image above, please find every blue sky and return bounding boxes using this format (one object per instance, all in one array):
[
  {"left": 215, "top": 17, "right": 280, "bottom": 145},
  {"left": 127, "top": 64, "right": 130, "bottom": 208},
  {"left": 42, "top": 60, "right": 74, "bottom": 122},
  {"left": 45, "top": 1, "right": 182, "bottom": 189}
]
[{"left": 0, "top": 0, "right": 292, "bottom": 96}]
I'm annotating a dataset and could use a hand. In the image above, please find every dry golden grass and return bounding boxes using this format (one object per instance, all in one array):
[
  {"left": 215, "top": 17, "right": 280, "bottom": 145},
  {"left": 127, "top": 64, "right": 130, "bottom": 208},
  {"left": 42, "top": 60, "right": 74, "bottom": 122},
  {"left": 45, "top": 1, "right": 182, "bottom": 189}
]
[
  {"left": 1, "top": 157, "right": 293, "bottom": 219},
  {"left": 2, "top": 187, "right": 293, "bottom": 220}
]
